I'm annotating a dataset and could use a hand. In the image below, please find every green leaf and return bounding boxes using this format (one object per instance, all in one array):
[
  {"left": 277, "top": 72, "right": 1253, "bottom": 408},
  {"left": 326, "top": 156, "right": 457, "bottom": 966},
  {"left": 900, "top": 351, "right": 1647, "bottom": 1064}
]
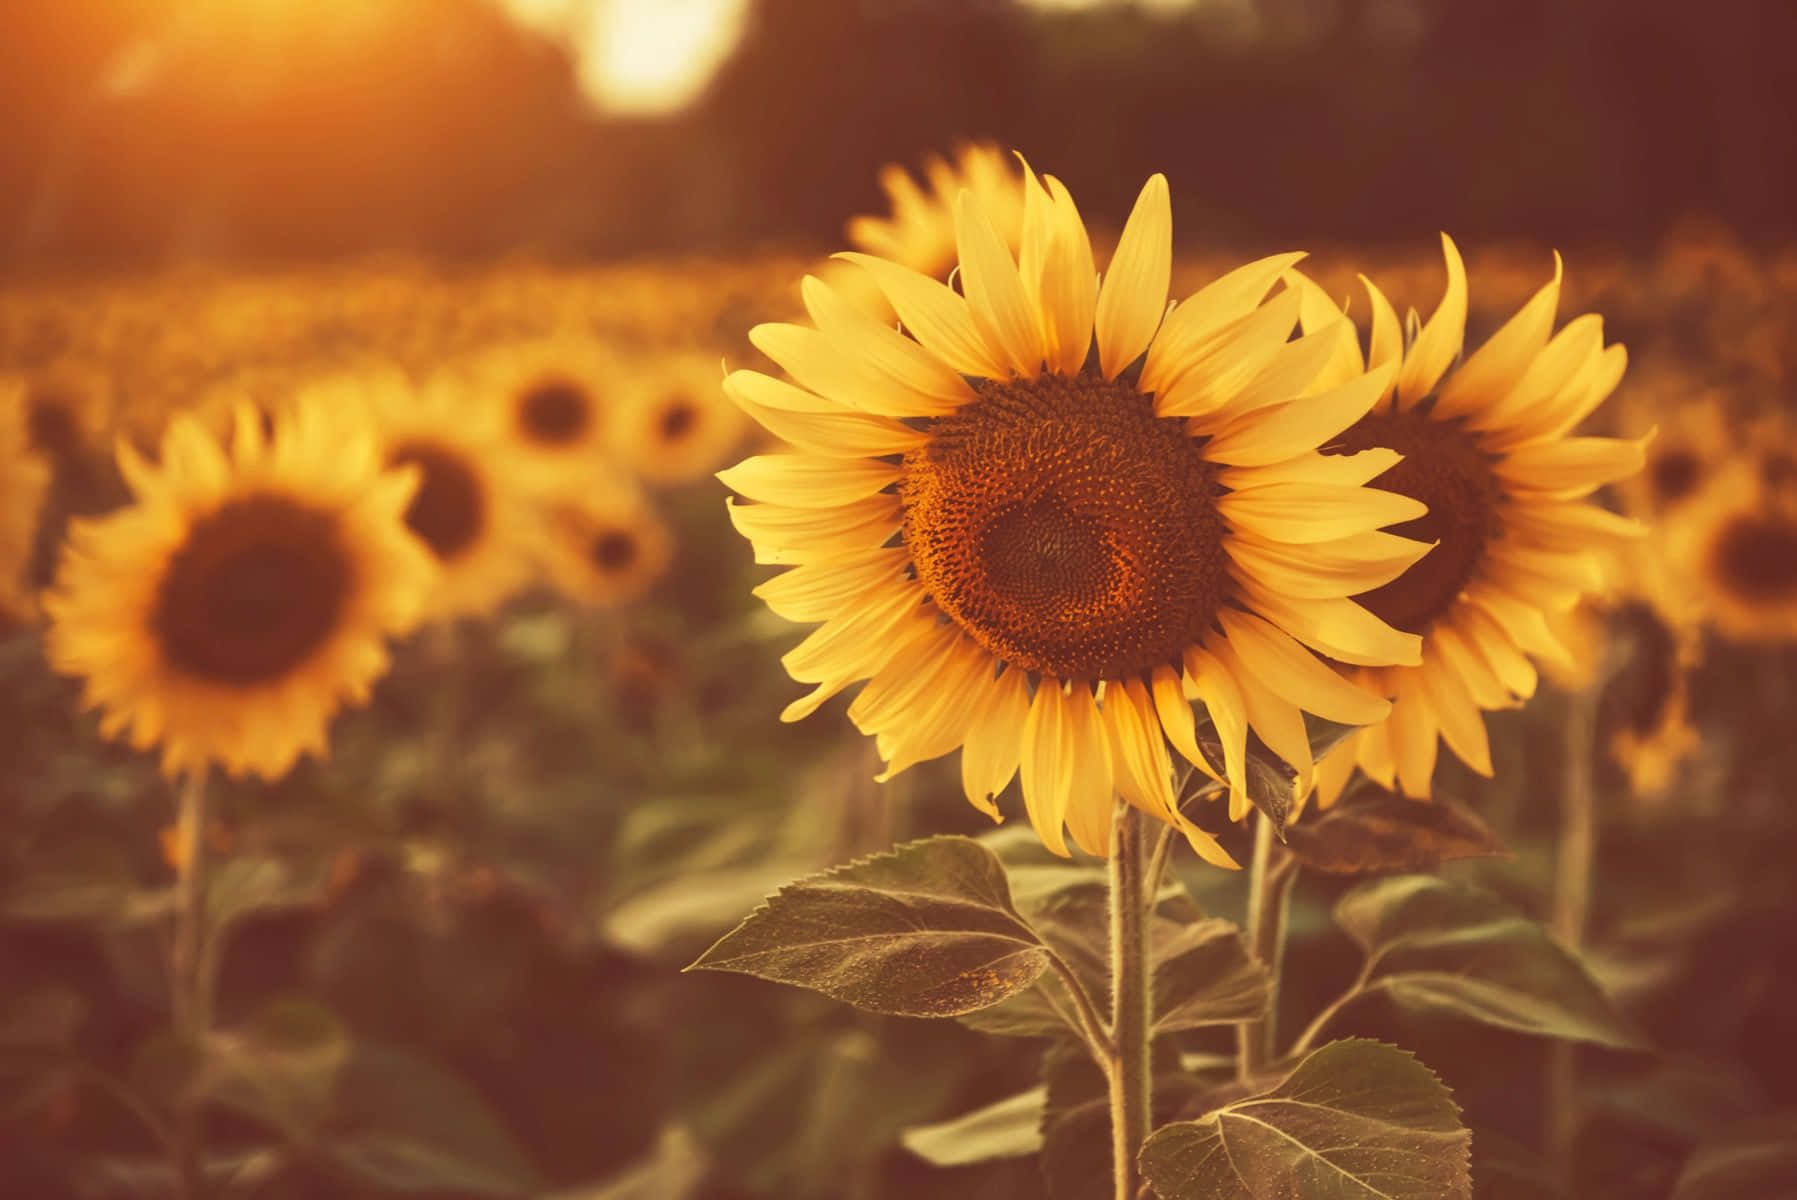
[
  {"left": 687, "top": 836, "right": 1052, "bottom": 1018},
  {"left": 1152, "top": 918, "right": 1269, "bottom": 1033},
  {"left": 1040, "top": 1040, "right": 1199, "bottom": 1200},
  {"left": 1671, "top": 1112, "right": 1797, "bottom": 1200},
  {"left": 203, "top": 997, "right": 350, "bottom": 1139},
  {"left": 327, "top": 1043, "right": 542, "bottom": 1196},
  {"left": 0, "top": 985, "right": 85, "bottom": 1049},
  {"left": 1138, "top": 1038, "right": 1472, "bottom": 1200},
  {"left": 1284, "top": 786, "right": 1509, "bottom": 876},
  {"left": 207, "top": 856, "right": 331, "bottom": 933},
  {"left": 1, "top": 839, "right": 170, "bottom": 926},
  {"left": 1335, "top": 876, "right": 1647, "bottom": 1050},
  {"left": 1472, "top": 1130, "right": 1570, "bottom": 1200},
  {"left": 900, "top": 1086, "right": 1046, "bottom": 1166}
]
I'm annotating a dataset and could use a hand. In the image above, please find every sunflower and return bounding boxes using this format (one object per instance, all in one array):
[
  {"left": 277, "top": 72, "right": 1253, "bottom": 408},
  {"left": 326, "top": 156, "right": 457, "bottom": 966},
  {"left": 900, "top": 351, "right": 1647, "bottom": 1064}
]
[
  {"left": 612, "top": 350, "right": 749, "bottom": 485},
  {"left": 1305, "top": 238, "right": 1646, "bottom": 807},
  {"left": 1612, "top": 360, "right": 1731, "bottom": 521},
  {"left": 1601, "top": 602, "right": 1702, "bottom": 799},
  {"left": 0, "top": 379, "right": 52, "bottom": 628},
  {"left": 45, "top": 397, "right": 434, "bottom": 780},
  {"left": 306, "top": 366, "right": 540, "bottom": 622},
  {"left": 466, "top": 334, "right": 618, "bottom": 486},
  {"left": 539, "top": 480, "right": 672, "bottom": 608},
  {"left": 1668, "top": 459, "right": 1797, "bottom": 643},
  {"left": 845, "top": 143, "right": 1026, "bottom": 280},
  {"left": 722, "top": 169, "right": 1430, "bottom": 862}
]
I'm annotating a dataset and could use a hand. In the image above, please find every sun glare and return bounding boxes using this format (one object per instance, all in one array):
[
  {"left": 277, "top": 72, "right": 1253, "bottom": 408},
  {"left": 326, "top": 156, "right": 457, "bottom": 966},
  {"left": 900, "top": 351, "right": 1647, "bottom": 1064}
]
[{"left": 496, "top": 0, "right": 750, "bottom": 116}]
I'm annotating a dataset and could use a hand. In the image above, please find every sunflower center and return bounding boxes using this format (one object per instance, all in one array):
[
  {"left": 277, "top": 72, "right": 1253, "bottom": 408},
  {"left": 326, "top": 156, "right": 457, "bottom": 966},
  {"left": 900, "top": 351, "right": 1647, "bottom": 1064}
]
[
  {"left": 518, "top": 379, "right": 592, "bottom": 445},
  {"left": 1712, "top": 514, "right": 1797, "bottom": 601},
  {"left": 1649, "top": 449, "right": 1701, "bottom": 506},
  {"left": 1328, "top": 405, "right": 1503, "bottom": 635},
  {"left": 900, "top": 372, "right": 1227, "bottom": 680},
  {"left": 658, "top": 397, "right": 698, "bottom": 442},
  {"left": 390, "top": 440, "right": 484, "bottom": 562},
  {"left": 152, "top": 494, "right": 351, "bottom": 686},
  {"left": 592, "top": 530, "right": 638, "bottom": 572}
]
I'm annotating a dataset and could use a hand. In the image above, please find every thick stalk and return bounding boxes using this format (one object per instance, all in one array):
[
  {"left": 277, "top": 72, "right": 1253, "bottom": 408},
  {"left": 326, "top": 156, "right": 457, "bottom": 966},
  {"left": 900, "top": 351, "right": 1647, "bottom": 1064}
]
[
  {"left": 1107, "top": 801, "right": 1152, "bottom": 1200},
  {"left": 1548, "top": 689, "right": 1599, "bottom": 1173},
  {"left": 1236, "top": 813, "right": 1289, "bottom": 1080},
  {"left": 170, "top": 769, "right": 210, "bottom": 1200}
]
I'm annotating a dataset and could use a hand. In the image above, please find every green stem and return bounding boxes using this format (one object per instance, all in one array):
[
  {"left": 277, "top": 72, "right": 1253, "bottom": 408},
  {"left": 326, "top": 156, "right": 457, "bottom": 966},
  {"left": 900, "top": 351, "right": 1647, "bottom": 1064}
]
[
  {"left": 1107, "top": 801, "right": 1152, "bottom": 1200},
  {"left": 1236, "top": 813, "right": 1290, "bottom": 1080},
  {"left": 170, "top": 769, "right": 210, "bottom": 1200},
  {"left": 1548, "top": 687, "right": 1599, "bottom": 1173}
]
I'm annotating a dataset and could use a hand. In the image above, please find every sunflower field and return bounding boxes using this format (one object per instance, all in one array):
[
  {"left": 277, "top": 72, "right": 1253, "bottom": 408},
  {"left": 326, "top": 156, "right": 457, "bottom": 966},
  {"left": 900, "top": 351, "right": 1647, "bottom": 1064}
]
[{"left": 5, "top": 3, "right": 1797, "bottom": 1199}]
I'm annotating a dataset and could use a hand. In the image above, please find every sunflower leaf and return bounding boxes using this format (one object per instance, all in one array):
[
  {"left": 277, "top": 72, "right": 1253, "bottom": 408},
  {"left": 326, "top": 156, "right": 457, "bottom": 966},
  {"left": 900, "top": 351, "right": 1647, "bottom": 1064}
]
[
  {"left": 686, "top": 836, "right": 1054, "bottom": 1018},
  {"left": 900, "top": 1086, "right": 1046, "bottom": 1167},
  {"left": 1151, "top": 917, "right": 1270, "bottom": 1033},
  {"left": 1138, "top": 1038, "right": 1472, "bottom": 1200},
  {"left": 1670, "top": 1111, "right": 1797, "bottom": 1200},
  {"left": 1336, "top": 875, "right": 1648, "bottom": 1050},
  {"left": 1284, "top": 785, "right": 1510, "bottom": 875}
]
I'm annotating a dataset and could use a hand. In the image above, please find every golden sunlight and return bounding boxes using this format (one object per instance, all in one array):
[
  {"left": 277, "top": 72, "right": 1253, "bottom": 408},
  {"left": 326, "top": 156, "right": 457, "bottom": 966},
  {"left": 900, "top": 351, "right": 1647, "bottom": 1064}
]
[{"left": 496, "top": 0, "right": 750, "bottom": 116}]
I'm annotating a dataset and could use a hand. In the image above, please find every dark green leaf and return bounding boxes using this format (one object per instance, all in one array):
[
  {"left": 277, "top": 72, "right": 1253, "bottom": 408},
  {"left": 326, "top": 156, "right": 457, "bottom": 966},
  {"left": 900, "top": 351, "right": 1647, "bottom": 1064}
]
[
  {"left": 1, "top": 839, "right": 170, "bottom": 925},
  {"left": 1670, "top": 1111, "right": 1797, "bottom": 1200},
  {"left": 0, "top": 985, "right": 85, "bottom": 1049},
  {"left": 900, "top": 1086, "right": 1046, "bottom": 1166},
  {"left": 207, "top": 856, "right": 331, "bottom": 933},
  {"left": 688, "top": 836, "right": 1051, "bottom": 1018},
  {"left": 1041, "top": 1040, "right": 1199, "bottom": 1200},
  {"left": 1285, "top": 786, "right": 1509, "bottom": 876},
  {"left": 1151, "top": 918, "right": 1269, "bottom": 1033},
  {"left": 203, "top": 997, "right": 350, "bottom": 1139},
  {"left": 327, "top": 1043, "right": 542, "bottom": 1196},
  {"left": 1138, "top": 1038, "right": 1471, "bottom": 1200},
  {"left": 1336, "top": 876, "right": 1647, "bottom": 1050},
  {"left": 1472, "top": 1129, "right": 1570, "bottom": 1200}
]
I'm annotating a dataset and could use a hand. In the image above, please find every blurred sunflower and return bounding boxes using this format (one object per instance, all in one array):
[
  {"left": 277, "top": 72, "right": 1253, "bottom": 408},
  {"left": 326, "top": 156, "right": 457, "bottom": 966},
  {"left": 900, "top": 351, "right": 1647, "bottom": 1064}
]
[
  {"left": 1668, "top": 459, "right": 1797, "bottom": 643},
  {"left": 723, "top": 168, "right": 1429, "bottom": 861},
  {"left": 469, "top": 334, "right": 618, "bottom": 485},
  {"left": 0, "top": 379, "right": 52, "bottom": 627},
  {"left": 1307, "top": 238, "right": 1645, "bottom": 807},
  {"left": 45, "top": 398, "right": 434, "bottom": 780},
  {"left": 1602, "top": 603, "right": 1702, "bottom": 798},
  {"left": 1613, "top": 363, "right": 1731, "bottom": 520},
  {"left": 613, "top": 350, "right": 748, "bottom": 485},
  {"left": 845, "top": 143, "right": 1026, "bottom": 280},
  {"left": 540, "top": 481, "right": 672, "bottom": 608},
  {"left": 319, "top": 367, "right": 540, "bottom": 621}
]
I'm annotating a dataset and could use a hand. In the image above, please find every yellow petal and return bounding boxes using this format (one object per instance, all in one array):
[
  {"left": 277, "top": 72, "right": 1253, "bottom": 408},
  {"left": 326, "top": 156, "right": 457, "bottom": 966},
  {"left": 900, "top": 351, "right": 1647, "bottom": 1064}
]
[
  {"left": 833, "top": 252, "right": 1004, "bottom": 378},
  {"left": 1226, "top": 529, "right": 1432, "bottom": 600},
  {"left": 718, "top": 455, "right": 898, "bottom": 507},
  {"left": 1095, "top": 174, "right": 1171, "bottom": 379},
  {"left": 752, "top": 546, "right": 911, "bottom": 622},
  {"left": 801, "top": 275, "right": 974, "bottom": 413},
  {"left": 1215, "top": 609, "right": 1392, "bottom": 725},
  {"left": 1020, "top": 682, "right": 1073, "bottom": 856},
  {"left": 955, "top": 190, "right": 1044, "bottom": 376},
  {"left": 1218, "top": 483, "right": 1427, "bottom": 543},
  {"left": 1435, "top": 252, "right": 1561, "bottom": 419},
  {"left": 1201, "top": 360, "right": 1396, "bottom": 467},
  {"left": 1245, "top": 587, "right": 1424, "bottom": 667},
  {"left": 1141, "top": 251, "right": 1308, "bottom": 395},
  {"left": 1060, "top": 685, "right": 1116, "bottom": 857},
  {"left": 1396, "top": 234, "right": 1468, "bottom": 408},
  {"left": 725, "top": 497, "right": 899, "bottom": 565},
  {"left": 1040, "top": 175, "right": 1099, "bottom": 376},
  {"left": 961, "top": 665, "right": 1030, "bottom": 820}
]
